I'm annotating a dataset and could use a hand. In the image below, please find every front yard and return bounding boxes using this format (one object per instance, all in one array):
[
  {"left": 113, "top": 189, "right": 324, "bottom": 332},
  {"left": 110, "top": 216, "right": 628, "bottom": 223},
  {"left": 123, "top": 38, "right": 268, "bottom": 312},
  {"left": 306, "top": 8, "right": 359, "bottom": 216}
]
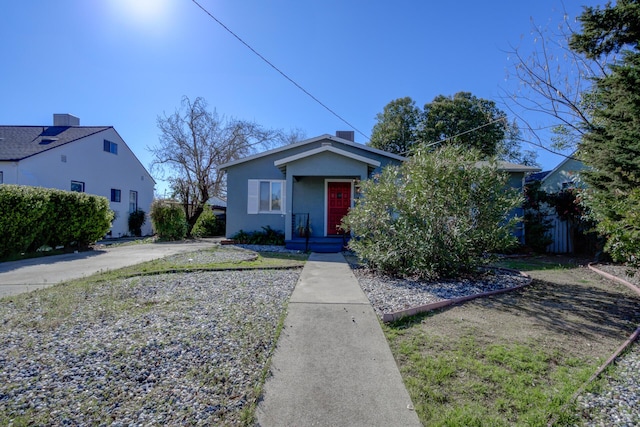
[
  {"left": 383, "top": 256, "right": 640, "bottom": 426},
  {"left": 1, "top": 249, "right": 638, "bottom": 426},
  {"left": 0, "top": 248, "right": 307, "bottom": 426}
]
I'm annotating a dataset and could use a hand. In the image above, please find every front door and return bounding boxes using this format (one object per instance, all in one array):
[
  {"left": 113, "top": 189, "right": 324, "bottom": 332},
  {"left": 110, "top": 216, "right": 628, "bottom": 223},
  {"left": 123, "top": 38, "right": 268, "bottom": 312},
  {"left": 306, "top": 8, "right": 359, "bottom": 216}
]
[{"left": 327, "top": 181, "right": 351, "bottom": 235}]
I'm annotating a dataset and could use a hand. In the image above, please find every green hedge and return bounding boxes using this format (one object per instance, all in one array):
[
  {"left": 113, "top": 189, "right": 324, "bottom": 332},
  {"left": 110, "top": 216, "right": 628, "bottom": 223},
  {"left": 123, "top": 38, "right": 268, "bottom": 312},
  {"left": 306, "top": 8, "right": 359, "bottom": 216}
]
[
  {"left": 0, "top": 185, "right": 113, "bottom": 258},
  {"left": 150, "top": 199, "right": 187, "bottom": 240}
]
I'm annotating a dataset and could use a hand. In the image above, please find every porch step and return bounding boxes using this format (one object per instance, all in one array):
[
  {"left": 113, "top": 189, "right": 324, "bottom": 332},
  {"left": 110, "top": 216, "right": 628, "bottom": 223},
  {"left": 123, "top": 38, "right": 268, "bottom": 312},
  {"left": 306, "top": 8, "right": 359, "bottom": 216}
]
[{"left": 285, "top": 238, "right": 348, "bottom": 253}]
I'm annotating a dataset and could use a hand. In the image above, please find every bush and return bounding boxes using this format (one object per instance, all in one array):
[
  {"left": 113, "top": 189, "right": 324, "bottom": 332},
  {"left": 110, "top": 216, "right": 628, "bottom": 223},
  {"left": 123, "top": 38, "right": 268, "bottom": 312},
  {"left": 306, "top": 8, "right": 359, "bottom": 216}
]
[
  {"left": 150, "top": 200, "right": 187, "bottom": 240},
  {"left": 128, "top": 209, "right": 146, "bottom": 237},
  {"left": 342, "top": 145, "right": 522, "bottom": 279},
  {"left": 192, "top": 208, "right": 224, "bottom": 237},
  {"left": 0, "top": 185, "right": 113, "bottom": 258},
  {"left": 231, "top": 226, "right": 284, "bottom": 245}
]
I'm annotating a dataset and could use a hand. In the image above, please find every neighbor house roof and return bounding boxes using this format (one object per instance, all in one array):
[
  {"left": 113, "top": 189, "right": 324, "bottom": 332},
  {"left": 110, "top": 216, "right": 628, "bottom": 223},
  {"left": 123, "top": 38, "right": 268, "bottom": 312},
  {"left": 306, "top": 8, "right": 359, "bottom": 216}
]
[
  {"left": 476, "top": 160, "right": 541, "bottom": 173},
  {"left": 0, "top": 125, "right": 111, "bottom": 161},
  {"left": 219, "top": 134, "right": 406, "bottom": 170},
  {"left": 525, "top": 170, "right": 551, "bottom": 183}
]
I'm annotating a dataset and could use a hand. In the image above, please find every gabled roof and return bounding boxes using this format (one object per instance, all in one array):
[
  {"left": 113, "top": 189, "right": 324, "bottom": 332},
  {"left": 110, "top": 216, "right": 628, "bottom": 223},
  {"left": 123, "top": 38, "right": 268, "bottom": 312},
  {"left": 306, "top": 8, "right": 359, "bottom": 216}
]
[
  {"left": 219, "top": 133, "right": 406, "bottom": 170},
  {"left": 274, "top": 145, "right": 381, "bottom": 170},
  {"left": 540, "top": 153, "right": 584, "bottom": 184},
  {"left": 0, "top": 125, "right": 111, "bottom": 161},
  {"left": 525, "top": 170, "right": 551, "bottom": 183},
  {"left": 476, "top": 160, "right": 541, "bottom": 173}
]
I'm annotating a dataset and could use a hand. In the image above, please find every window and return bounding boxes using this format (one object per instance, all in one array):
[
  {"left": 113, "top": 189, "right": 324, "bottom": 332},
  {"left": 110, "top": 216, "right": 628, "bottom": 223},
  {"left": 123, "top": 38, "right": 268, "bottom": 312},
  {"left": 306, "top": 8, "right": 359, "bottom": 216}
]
[
  {"left": 0, "top": 171, "right": 3, "bottom": 184},
  {"left": 103, "top": 139, "right": 118, "bottom": 154},
  {"left": 71, "top": 181, "right": 85, "bottom": 192},
  {"left": 248, "top": 180, "right": 285, "bottom": 214},
  {"left": 129, "top": 190, "right": 138, "bottom": 213},
  {"left": 111, "top": 188, "right": 121, "bottom": 202}
]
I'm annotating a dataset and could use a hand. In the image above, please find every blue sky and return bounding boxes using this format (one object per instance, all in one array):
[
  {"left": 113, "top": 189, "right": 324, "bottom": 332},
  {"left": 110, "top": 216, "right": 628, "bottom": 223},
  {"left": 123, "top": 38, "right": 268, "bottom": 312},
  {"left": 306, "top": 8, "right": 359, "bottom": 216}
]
[{"left": 2, "top": 0, "right": 603, "bottom": 196}]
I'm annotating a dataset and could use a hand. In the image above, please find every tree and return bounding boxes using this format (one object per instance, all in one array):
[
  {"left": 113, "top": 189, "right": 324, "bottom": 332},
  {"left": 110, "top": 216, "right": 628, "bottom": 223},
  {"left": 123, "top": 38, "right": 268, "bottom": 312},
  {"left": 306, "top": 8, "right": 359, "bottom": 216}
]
[
  {"left": 342, "top": 145, "right": 522, "bottom": 279},
  {"left": 150, "top": 96, "right": 281, "bottom": 236},
  {"left": 569, "top": 0, "right": 640, "bottom": 264},
  {"left": 502, "top": 6, "right": 613, "bottom": 153},
  {"left": 369, "top": 97, "right": 421, "bottom": 154},
  {"left": 419, "top": 92, "right": 508, "bottom": 158},
  {"left": 369, "top": 93, "right": 536, "bottom": 165}
]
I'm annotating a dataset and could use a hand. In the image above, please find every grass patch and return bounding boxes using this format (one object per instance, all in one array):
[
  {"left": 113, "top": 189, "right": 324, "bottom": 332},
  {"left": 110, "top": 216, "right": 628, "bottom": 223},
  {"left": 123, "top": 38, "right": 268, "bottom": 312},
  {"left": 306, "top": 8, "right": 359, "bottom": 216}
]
[
  {"left": 384, "top": 319, "right": 597, "bottom": 426},
  {"left": 492, "top": 257, "right": 574, "bottom": 272}
]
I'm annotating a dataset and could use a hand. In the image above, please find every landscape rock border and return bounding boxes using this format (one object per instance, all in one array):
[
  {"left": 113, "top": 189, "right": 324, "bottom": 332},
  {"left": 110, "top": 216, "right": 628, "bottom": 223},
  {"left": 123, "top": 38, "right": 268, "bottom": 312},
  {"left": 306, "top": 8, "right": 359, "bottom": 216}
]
[
  {"left": 582, "top": 264, "right": 640, "bottom": 378},
  {"left": 381, "top": 267, "right": 532, "bottom": 323}
]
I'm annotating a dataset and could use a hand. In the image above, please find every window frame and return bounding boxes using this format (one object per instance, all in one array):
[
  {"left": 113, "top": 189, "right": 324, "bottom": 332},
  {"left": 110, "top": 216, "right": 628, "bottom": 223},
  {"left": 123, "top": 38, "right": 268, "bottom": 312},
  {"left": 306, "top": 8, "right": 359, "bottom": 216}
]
[
  {"left": 71, "top": 180, "right": 85, "bottom": 192},
  {"left": 103, "top": 139, "right": 118, "bottom": 155},
  {"left": 129, "top": 190, "right": 138, "bottom": 213},
  {"left": 111, "top": 188, "right": 121, "bottom": 203},
  {"left": 248, "top": 179, "right": 285, "bottom": 214}
]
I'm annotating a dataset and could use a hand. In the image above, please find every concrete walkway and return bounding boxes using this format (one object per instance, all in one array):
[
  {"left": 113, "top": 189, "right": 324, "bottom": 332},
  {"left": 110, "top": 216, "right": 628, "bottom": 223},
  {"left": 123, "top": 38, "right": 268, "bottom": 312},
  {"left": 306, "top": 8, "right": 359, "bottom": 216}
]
[
  {"left": 0, "top": 239, "right": 220, "bottom": 297},
  {"left": 257, "top": 252, "right": 422, "bottom": 427}
]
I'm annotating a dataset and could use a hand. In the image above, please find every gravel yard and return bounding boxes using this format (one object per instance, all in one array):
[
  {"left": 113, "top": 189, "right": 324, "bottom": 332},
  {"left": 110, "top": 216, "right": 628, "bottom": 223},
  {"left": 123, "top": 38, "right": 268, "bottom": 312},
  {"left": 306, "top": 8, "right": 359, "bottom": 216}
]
[
  {"left": 0, "top": 265, "right": 300, "bottom": 426},
  {"left": 351, "top": 265, "right": 530, "bottom": 319}
]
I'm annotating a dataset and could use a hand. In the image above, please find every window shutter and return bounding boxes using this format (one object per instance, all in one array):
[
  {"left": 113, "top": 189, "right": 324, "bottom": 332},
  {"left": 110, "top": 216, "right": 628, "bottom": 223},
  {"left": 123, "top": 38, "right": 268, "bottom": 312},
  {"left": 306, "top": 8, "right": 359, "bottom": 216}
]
[{"left": 247, "top": 180, "right": 259, "bottom": 214}]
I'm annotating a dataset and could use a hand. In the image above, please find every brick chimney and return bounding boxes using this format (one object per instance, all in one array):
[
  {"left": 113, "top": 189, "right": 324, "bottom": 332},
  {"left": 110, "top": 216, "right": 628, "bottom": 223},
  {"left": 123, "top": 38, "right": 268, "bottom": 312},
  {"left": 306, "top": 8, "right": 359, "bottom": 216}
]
[
  {"left": 335, "top": 130, "right": 354, "bottom": 142},
  {"left": 53, "top": 114, "right": 80, "bottom": 126}
]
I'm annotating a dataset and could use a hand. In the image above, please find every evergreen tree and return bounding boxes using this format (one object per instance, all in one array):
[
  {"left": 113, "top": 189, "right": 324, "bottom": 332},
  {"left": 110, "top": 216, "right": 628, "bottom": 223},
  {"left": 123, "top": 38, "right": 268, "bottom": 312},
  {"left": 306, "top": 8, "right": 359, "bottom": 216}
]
[
  {"left": 570, "top": 0, "right": 640, "bottom": 264},
  {"left": 369, "top": 97, "right": 421, "bottom": 155}
]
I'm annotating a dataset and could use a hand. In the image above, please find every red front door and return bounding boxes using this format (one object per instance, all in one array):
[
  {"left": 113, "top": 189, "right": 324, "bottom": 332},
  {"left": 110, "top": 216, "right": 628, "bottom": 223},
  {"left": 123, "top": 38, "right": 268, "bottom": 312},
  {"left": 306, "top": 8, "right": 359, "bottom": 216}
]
[{"left": 327, "top": 181, "right": 351, "bottom": 235}]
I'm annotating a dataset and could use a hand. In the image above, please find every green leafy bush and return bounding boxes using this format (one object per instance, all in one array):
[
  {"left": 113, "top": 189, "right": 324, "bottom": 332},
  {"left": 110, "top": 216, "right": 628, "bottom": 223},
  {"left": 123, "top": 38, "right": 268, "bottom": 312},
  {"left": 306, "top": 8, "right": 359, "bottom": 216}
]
[
  {"left": 191, "top": 208, "right": 224, "bottom": 237},
  {"left": 342, "top": 145, "right": 522, "bottom": 279},
  {"left": 231, "top": 226, "right": 284, "bottom": 245},
  {"left": 150, "top": 200, "right": 187, "bottom": 240},
  {"left": 128, "top": 209, "right": 146, "bottom": 237},
  {"left": 0, "top": 185, "right": 113, "bottom": 258}
]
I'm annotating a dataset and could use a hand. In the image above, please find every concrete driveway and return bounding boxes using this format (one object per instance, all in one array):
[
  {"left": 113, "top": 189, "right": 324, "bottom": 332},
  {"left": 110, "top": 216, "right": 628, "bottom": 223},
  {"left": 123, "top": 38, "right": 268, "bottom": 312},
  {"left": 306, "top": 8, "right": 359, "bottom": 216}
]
[{"left": 0, "top": 238, "right": 221, "bottom": 297}]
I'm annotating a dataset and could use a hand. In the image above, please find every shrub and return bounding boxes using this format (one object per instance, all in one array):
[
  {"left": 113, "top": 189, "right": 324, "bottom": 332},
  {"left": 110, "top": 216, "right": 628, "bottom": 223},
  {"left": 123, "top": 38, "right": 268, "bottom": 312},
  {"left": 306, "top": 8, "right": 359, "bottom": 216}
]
[
  {"left": 191, "top": 208, "right": 224, "bottom": 237},
  {"left": 128, "top": 209, "right": 146, "bottom": 237},
  {"left": 0, "top": 185, "right": 113, "bottom": 257},
  {"left": 150, "top": 200, "right": 187, "bottom": 240},
  {"left": 231, "top": 226, "right": 284, "bottom": 245},
  {"left": 342, "top": 145, "right": 522, "bottom": 279}
]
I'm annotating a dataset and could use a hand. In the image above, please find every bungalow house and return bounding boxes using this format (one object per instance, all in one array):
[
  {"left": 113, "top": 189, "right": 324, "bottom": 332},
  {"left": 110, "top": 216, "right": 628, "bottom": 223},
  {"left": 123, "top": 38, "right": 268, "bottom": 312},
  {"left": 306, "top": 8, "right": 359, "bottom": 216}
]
[
  {"left": 220, "top": 132, "right": 539, "bottom": 252},
  {"left": 0, "top": 114, "right": 155, "bottom": 238}
]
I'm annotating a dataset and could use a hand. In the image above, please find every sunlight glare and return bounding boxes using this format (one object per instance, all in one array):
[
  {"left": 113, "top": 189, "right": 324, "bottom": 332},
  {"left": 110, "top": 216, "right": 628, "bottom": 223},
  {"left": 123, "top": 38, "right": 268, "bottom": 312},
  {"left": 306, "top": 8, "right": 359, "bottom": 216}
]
[{"left": 108, "top": 0, "right": 174, "bottom": 34}]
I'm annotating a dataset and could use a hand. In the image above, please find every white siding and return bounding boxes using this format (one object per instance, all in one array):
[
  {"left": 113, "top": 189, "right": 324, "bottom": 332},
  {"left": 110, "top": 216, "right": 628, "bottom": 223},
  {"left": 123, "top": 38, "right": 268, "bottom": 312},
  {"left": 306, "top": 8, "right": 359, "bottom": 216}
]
[{"left": 9, "top": 128, "right": 155, "bottom": 238}]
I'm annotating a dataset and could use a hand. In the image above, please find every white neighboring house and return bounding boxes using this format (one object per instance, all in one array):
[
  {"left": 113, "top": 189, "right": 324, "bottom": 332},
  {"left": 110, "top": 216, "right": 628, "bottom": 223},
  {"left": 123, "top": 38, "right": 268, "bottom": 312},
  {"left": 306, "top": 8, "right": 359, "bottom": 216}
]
[{"left": 0, "top": 114, "right": 155, "bottom": 238}]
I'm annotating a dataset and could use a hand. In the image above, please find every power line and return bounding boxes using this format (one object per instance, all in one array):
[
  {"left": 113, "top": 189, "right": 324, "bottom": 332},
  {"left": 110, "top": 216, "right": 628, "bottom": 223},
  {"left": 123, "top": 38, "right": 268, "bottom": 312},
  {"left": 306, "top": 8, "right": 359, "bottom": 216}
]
[
  {"left": 190, "top": 0, "right": 370, "bottom": 140},
  {"left": 399, "top": 117, "right": 508, "bottom": 156}
]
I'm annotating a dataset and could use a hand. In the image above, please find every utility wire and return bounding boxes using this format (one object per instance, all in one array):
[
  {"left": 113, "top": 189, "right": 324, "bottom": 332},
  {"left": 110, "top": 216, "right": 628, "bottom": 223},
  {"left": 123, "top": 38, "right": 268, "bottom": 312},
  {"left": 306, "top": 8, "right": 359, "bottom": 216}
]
[
  {"left": 399, "top": 117, "right": 508, "bottom": 156},
  {"left": 191, "top": 0, "right": 369, "bottom": 140}
]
